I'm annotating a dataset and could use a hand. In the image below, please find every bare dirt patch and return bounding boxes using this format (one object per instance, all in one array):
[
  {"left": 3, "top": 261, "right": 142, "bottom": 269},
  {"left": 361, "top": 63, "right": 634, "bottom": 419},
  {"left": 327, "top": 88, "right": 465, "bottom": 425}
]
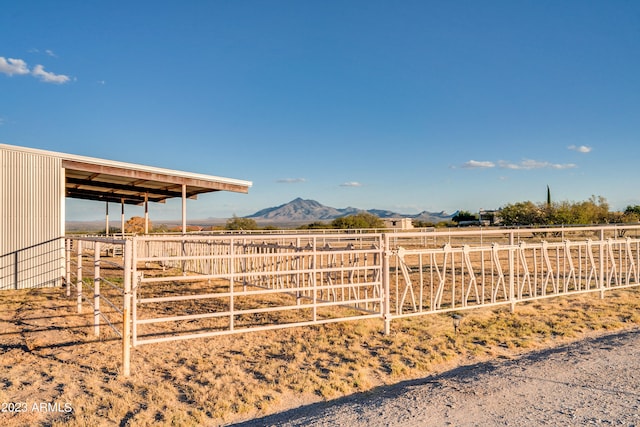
[{"left": 1, "top": 286, "right": 639, "bottom": 426}]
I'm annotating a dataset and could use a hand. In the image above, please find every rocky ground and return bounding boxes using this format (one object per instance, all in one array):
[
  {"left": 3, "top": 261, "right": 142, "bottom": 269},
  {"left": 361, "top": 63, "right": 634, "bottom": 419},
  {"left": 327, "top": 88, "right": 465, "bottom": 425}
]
[{"left": 232, "top": 328, "right": 640, "bottom": 426}]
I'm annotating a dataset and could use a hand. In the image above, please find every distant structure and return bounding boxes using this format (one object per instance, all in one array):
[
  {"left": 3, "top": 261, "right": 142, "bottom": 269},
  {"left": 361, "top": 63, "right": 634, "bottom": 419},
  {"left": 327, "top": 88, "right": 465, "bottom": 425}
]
[
  {"left": 1, "top": 143, "right": 252, "bottom": 290},
  {"left": 479, "top": 209, "right": 502, "bottom": 226},
  {"left": 383, "top": 218, "right": 414, "bottom": 230}
]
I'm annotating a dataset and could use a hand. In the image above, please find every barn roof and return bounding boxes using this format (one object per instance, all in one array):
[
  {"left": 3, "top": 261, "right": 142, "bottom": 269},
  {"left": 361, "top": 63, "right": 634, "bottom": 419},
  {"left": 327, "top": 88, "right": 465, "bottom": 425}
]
[{"left": 0, "top": 143, "right": 252, "bottom": 205}]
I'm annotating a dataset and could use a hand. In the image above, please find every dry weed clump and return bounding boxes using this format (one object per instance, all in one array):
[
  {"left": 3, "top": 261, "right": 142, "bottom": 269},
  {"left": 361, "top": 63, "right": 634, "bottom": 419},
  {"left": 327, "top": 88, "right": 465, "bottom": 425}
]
[{"left": 0, "top": 286, "right": 638, "bottom": 426}]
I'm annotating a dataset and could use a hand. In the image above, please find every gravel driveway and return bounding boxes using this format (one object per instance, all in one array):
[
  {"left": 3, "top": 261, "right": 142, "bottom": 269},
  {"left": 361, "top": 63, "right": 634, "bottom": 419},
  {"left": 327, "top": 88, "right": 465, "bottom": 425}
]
[{"left": 232, "top": 328, "right": 640, "bottom": 426}]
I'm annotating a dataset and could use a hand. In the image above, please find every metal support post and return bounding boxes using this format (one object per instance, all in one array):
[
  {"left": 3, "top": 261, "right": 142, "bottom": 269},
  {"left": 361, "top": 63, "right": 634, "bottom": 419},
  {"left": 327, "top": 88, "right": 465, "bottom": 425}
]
[
  {"left": 382, "top": 237, "right": 392, "bottom": 335},
  {"left": 121, "top": 198, "right": 125, "bottom": 238},
  {"left": 77, "top": 240, "right": 83, "bottom": 314},
  {"left": 65, "top": 238, "right": 71, "bottom": 297},
  {"left": 132, "top": 237, "right": 138, "bottom": 348},
  {"left": 122, "top": 239, "right": 132, "bottom": 377},
  {"left": 144, "top": 193, "right": 149, "bottom": 235},
  {"left": 229, "top": 239, "right": 235, "bottom": 331},
  {"left": 509, "top": 247, "right": 516, "bottom": 313},
  {"left": 181, "top": 184, "right": 187, "bottom": 234},
  {"left": 600, "top": 230, "right": 606, "bottom": 299},
  {"left": 94, "top": 242, "right": 101, "bottom": 336}
]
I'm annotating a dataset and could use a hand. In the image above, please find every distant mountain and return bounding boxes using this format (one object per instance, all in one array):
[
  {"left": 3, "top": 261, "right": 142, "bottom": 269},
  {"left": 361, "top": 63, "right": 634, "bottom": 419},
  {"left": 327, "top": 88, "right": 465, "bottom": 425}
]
[
  {"left": 246, "top": 198, "right": 456, "bottom": 223},
  {"left": 247, "top": 197, "right": 358, "bottom": 221},
  {"left": 413, "top": 210, "right": 458, "bottom": 223},
  {"left": 366, "top": 209, "right": 403, "bottom": 218}
]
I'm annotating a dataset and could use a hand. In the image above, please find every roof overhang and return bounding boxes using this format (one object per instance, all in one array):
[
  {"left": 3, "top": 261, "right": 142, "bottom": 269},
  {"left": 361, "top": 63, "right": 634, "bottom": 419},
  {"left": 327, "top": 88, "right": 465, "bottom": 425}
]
[{"left": 1, "top": 144, "right": 252, "bottom": 205}]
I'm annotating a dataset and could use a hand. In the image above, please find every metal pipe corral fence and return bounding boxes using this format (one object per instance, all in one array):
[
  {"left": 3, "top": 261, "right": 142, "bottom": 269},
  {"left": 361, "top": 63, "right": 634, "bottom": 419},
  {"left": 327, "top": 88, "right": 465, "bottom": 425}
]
[{"left": 64, "top": 224, "right": 640, "bottom": 376}]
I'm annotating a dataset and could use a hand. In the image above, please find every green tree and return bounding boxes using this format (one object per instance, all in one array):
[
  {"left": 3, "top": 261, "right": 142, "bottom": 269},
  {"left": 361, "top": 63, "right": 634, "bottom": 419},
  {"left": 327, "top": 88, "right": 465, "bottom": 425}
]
[
  {"left": 499, "top": 201, "right": 545, "bottom": 226},
  {"left": 547, "top": 201, "right": 575, "bottom": 225},
  {"left": 589, "top": 195, "right": 610, "bottom": 223},
  {"left": 624, "top": 205, "right": 640, "bottom": 222},
  {"left": 452, "top": 210, "right": 478, "bottom": 224},
  {"left": 500, "top": 195, "right": 613, "bottom": 226},
  {"left": 546, "top": 185, "right": 551, "bottom": 206},
  {"left": 412, "top": 219, "right": 436, "bottom": 228},
  {"left": 625, "top": 205, "right": 640, "bottom": 216},
  {"left": 331, "top": 212, "right": 385, "bottom": 229},
  {"left": 225, "top": 215, "right": 258, "bottom": 230},
  {"left": 548, "top": 196, "right": 610, "bottom": 225},
  {"left": 298, "top": 221, "right": 332, "bottom": 230}
]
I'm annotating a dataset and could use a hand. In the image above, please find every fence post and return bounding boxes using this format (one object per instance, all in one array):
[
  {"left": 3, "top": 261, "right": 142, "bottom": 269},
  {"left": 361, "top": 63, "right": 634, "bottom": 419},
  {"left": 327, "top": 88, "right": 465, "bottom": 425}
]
[
  {"left": 122, "top": 239, "right": 132, "bottom": 377},
  {"left": 94, "top": 242, "right": 101, "bottom": 336},
  {"left": 132, "top": 237, "right": 139, "bottom": 348},
  {"left": 509, "top": 246, "right": 516, "bottom": 312},
  {"left": 599, "top": 229, "right": 606, "bottom": 299},
  {"left": 65, "top": 239, "right": 71, "bottom": 297},
  {"left": 230, "top": 238, "right": 235, "bottom": 332},
  {"left": 77, "top": 240, "right": 83, "bottom": 314},
  {"left": 312, "top": 237, "right": 318, "bottom": 322},
  {"left": 382, "top": 235, "right": 391, "bottom": 335}
]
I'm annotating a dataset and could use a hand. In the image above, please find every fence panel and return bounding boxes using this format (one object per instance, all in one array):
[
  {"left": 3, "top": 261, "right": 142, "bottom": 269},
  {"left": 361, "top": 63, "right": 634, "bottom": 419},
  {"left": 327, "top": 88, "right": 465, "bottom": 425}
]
[
  {"left": 60, "top": 225, "right": 640, "bottom": 376},
  {"left": 385, "top": 231, "right": 640, "bottom": 320},
  {"left": 132, "top": 234, "right": 384, "bottom": 345}
]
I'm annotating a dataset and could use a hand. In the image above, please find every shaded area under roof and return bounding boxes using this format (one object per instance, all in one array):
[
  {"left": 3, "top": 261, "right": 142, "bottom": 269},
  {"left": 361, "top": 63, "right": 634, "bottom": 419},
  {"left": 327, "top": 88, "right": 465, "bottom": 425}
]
[
  {"left": 1, "top": 144, "right": 252, "bottom": 205},
  {"left": 63, "top": 159, "right": 251, "bottom": 205}
]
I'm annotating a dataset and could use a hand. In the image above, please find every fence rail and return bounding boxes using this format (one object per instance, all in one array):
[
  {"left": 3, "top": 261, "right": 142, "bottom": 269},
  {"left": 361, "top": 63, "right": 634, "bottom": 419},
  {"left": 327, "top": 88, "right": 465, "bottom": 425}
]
[
  {"left": 63, "top": 224, "right": 640, "bottom": 376},
  {"left": 386, "top": 237, "right": 639, "bottom": 317},
  {"left": 132, "top": 234, "right": 383, "bottom": 346}
]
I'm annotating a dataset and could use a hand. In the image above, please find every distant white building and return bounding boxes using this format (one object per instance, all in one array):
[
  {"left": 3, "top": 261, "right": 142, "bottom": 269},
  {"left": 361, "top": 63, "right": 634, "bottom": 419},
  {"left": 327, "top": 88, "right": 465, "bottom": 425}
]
[
  {"left": 479, "top": 209, "right": 502, "bottom": 226},
  {"left": 383, "top": 218, "right": 414, "bottom": 230}
]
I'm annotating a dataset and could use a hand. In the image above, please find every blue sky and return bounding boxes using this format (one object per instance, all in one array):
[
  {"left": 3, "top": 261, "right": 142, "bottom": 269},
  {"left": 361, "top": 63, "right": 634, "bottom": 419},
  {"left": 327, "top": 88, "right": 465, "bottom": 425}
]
[{"left": 1, "top": 1, "right": 639, "bottom": 221}]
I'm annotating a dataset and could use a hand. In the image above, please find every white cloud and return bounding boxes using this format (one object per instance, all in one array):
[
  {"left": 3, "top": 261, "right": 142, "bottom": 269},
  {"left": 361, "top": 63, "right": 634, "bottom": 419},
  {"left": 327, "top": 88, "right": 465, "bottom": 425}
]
[
  {"left": 549, "top": 162, "right": 577, "bottom": 170},
  {"left": 276, "top": 178, "right": 306, "bottom": 183},
  {"left": 498, "top": 159, "right": 540, "bottom": 170},
  {"left": 29, "top": 48, "right": 58, "bottom": 58},
  {"left": 461, "top": 160, "right": 495, "bottom": 169},
  {"left": 340, "top": 181, "right": 363, "bottom": 187},
  {"left": 568, "top": 145, "right": 592, "bottom": 153},
  {"left": 32, "top": 64, "right": 70, "bottom": 84},
  {"left": 497, "top": 159, "right": 577, "bottom": 170},
  {"left": 460, "top": 158, "right": 577, "bottom": 170},
  {"left": 0, "top": 57, "right": 30, "bottom": 76},
  {"left": 1, "top": 56, "right": 72, "bottom": 84}
]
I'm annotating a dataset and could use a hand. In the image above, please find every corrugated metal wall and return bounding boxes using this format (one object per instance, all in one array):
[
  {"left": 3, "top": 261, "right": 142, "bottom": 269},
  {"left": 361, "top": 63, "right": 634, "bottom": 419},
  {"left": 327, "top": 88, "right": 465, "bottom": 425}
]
[{"left": 1, "top": 147, "right": 65, "bottom": 290}]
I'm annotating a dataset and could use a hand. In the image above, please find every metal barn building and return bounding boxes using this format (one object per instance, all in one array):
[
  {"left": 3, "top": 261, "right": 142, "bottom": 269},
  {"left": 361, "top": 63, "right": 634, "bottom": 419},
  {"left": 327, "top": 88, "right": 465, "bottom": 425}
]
[{"left": 0, "top": 143, "right": 252, "bottom": 290}]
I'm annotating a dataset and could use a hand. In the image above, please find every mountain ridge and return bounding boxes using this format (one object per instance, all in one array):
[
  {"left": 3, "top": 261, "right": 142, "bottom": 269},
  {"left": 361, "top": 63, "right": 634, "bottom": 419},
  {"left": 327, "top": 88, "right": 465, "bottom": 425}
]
[
  {"left": 65, "top": 198, "right": 457, "bottom": 232},
  {"left": 245, "top": 197, "right": 456, "bottom": 223}
]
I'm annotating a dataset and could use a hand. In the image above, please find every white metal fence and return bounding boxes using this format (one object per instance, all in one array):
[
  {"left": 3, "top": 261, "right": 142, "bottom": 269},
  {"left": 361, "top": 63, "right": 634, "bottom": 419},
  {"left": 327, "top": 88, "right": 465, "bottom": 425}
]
[
  {"left": 65, "top": 237, "right": 133, "bottom": 373},
  {"left": 383, "top": 234, "right": 640, "bottom": 330},
  {"left": 63, "top": 224, "right": 640, "bottom": 376},
  {"left": 132, "top": 234, "right": 383, "bottom": 346}
]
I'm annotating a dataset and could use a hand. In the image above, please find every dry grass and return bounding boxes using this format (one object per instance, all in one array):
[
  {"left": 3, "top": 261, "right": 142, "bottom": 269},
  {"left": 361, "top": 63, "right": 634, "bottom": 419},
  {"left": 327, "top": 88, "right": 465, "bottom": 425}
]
[{"left": 1, "top": 285, "right": 639, "bottom": 426}]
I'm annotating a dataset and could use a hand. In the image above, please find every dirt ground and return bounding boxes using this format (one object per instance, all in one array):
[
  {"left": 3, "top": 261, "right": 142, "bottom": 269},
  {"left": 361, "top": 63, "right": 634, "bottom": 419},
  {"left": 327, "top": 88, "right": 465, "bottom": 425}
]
[
  {"left": 233, "top": 328, "right": 640, "bottom": 426},
  {"left": 1, "top": 286, "right": 639, "bottom": 426}
]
